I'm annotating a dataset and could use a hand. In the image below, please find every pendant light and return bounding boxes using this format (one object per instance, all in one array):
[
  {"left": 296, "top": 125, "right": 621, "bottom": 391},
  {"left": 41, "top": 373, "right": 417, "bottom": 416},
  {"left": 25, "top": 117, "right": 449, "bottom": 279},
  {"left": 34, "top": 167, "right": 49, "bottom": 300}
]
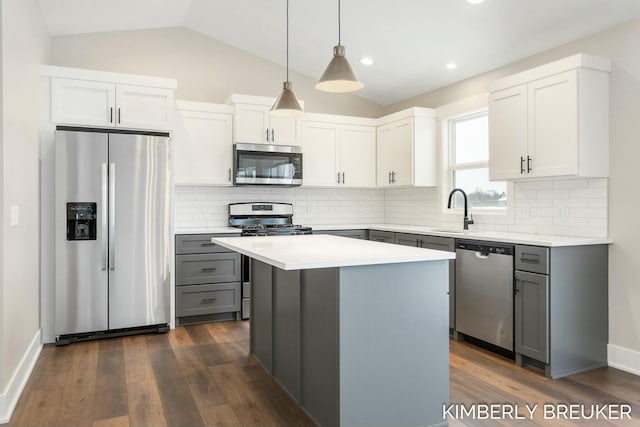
[
  {"left": 316, "top": 0, "right": 363, "bottom": 93},
  {"left": 271, "top": 0, "right": 303, "bottom": 116}
]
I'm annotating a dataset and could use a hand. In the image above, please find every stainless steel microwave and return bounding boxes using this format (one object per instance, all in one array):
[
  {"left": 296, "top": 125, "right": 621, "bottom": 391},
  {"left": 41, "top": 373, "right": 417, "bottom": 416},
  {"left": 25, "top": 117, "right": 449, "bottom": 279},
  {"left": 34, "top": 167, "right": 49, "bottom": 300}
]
[{"left": 233, "top": 143, "right": 303, "bottom": 186}]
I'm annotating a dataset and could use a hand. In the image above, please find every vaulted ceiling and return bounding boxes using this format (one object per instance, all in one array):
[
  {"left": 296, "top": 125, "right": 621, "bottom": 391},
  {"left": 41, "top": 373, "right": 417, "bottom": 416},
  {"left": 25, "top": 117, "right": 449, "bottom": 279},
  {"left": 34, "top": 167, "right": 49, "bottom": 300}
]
[{"left": 37, "top": 0, "right": 640, "bottom": 105}]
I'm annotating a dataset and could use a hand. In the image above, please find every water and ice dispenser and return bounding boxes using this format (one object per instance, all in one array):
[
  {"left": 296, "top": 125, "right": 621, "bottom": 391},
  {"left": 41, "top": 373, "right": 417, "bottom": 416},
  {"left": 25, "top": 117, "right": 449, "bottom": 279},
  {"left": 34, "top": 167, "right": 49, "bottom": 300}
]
[{"left": 66, "top": 202, "right": 97, "bottom": 240}]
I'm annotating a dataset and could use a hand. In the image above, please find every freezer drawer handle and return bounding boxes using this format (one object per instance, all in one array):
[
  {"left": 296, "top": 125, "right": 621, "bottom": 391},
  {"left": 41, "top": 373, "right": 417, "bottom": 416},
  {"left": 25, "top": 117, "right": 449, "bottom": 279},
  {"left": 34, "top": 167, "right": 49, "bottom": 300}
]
[
  {"left": 109, "top": 162, "right": 116, "bottom": 270},
  {"left": 201, "top": 267, "right": 218, "bottom": 272},
  {"left": 101, "top": 163, "right": 108, "bottom": 270},
  {"left": 201, "top": 298, "right": 217, "bottom": 304}
]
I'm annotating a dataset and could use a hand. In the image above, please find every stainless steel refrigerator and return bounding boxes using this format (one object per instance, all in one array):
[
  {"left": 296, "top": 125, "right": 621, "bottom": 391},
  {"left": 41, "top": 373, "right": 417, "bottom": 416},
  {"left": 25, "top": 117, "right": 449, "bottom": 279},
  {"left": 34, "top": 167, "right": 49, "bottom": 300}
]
[{"left": 54, "top": 127, "right": 171, "bottom": 342}]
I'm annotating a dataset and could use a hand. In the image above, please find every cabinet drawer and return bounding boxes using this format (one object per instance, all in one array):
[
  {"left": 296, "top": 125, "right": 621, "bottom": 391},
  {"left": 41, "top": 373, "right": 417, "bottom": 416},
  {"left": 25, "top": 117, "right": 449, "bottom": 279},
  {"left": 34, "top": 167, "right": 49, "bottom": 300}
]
[
  {"left": 369, "top": 230, "right": 394, "bottom": 243},
  {"left": 175, "top": 233, "right": 237, "bottom": 254},
  {"left": 515, "top": 245, "right": 549, "bottom": 275},
  {"left": 422, "top": 235, "right": 455, "bottom": 252},
  {"left": 176, "top": 253, "right": 241, "bottom": 285},
  {"left": 176, "top": 283, "right": 240, "bottom": 317}
]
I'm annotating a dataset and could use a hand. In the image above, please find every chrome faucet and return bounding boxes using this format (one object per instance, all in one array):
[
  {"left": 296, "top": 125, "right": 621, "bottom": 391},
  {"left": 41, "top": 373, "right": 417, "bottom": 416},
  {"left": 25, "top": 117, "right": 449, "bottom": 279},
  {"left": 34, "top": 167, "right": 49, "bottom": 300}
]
[{"left": 447, "top": 188, "right": 474, "bottom": 230}]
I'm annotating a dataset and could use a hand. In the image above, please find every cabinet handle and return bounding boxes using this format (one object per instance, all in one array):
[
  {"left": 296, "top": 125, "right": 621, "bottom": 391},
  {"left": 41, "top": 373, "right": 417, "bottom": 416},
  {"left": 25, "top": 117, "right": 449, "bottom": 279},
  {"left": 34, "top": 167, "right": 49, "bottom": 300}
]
[
  {"left": 341, "top": 172, "right": 345, "bottom": 184},
  {"left": 520, "top": 254, "right": 540, "bottom": 264},
  {"left": 527, "top": 156, "right": 532, "bottom": 173},
  {"left": 109, "top": 107, "right": 113, "bottom": 123},
  {"left": 337, "top": 172, "right": 341, "bottom": 184},
  {"left": 200, "top": 243, "right": 216, "bottom": 246},
  {"left": 117, "top": 108, "right": 121, "bottom": 124},
  {"left": 266, "top": 128, "right": 269, "bottom": 141},
  {"left": 416, "top": 240, "right": 421, "bottom": 247},
  {"left": 520, "top": 156, "right": 525, "bottom": 174},
  {"left": 201, "top": 298, "right": 217, "bottom": 304},
  {"left": 201, "top": 267, "right": 217, "bottom": 272},
  {"left": 391, "top": 171, "right": 396, "bottom": 183},
  {"left": 271, "top": 129, "right": 275, "bottom": 142},
  {"left": 228, "top": 168, "right": 232, "bottom": 182},
  {"left": 388, "top": 171, "right": 392, "bottom": 184}
]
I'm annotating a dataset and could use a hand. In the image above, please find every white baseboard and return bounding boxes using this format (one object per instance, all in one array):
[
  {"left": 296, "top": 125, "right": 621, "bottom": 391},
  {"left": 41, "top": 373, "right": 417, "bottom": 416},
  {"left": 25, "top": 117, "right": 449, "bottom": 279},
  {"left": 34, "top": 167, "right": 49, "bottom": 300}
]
[
  {"left": 608, "top": 344, "right": 640, "bottom": 377},
  {"left": 0, "top": 329, "right": 42, "bottom": 424}
]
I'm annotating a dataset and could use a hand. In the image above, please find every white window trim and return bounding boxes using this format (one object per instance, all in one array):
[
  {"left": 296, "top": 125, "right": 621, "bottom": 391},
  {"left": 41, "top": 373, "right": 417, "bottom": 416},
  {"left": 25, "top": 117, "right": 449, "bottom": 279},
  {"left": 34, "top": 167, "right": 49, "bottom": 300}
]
[{"left": 436, "top": 94, "right": 514, "bottom": 222}]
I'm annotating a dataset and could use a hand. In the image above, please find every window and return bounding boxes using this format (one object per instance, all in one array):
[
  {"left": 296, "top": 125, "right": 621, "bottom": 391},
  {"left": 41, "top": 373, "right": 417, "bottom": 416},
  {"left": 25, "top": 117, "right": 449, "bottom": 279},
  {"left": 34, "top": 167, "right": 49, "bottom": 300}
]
[{"left": 447, "top": 111, "right": 508, "bottom": 210}]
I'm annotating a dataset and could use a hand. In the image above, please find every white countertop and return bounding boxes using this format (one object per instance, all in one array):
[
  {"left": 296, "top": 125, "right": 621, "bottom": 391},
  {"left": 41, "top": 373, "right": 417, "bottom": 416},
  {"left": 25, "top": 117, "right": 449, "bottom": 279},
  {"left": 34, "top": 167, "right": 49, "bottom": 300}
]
[
  {"left": 211, "top": 234, "right": 455, "bottom": 271},
  {"left": 175, "top": 224, "right": 611, "bottom": 247},
  {"left": 174, "top": 226, "right": 241, "bottom": 235},
  {"left": 312, "top": 223, "right": 611, "bottom": 247}
]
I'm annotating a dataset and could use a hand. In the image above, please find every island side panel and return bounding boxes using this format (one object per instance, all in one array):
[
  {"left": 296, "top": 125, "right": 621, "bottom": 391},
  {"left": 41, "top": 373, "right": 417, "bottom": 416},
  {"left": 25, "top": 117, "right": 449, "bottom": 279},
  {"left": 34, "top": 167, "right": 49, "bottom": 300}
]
[
  {"left": 251, "top": 259, "right": 273, "bottom": 372},
  {"left": 300, "top": 268, "right": 340, "bottom": 427},
  {"left": 272, "top": 268, "right": 302, "bottom": 401},
  {"left": 339, "top": 261, "right": 450, "bottom": 427}
]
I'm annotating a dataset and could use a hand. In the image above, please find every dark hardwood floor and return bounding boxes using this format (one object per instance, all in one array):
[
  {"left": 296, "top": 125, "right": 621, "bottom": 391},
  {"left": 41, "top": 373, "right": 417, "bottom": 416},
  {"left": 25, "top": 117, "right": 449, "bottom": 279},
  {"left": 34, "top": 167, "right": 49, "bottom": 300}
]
[{"left": 8, "top": 321, "right": 640, "bottom": 427}]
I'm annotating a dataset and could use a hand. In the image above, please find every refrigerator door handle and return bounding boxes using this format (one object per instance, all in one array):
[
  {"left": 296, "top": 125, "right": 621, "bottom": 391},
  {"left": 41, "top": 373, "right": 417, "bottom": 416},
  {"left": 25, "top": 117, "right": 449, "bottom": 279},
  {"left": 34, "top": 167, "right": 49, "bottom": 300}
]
[
  {"left": 101, "top": 163, "right": 108, "bottom": 270},
  {"left": 109, "top": 162, "right": 116, "bottom": 270}
]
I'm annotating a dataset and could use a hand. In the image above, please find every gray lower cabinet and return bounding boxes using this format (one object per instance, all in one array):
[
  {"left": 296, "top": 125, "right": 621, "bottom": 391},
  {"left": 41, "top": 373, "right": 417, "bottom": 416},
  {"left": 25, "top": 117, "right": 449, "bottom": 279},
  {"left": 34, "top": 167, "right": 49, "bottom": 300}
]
[
  {"left": 175, "top": 233, "right": 241, "bottom": 325},
  {"left": 368, "top": 230, "right": 394, "bottom": 243},
  {"left": 314, "top": 229, "right": 368, "bottom": 239},
  {"left": 515, "top": 270, "right": 549, "bottom": 363},
  {"left": 514, "top": 244, "right": 608, "bottom": 378}
]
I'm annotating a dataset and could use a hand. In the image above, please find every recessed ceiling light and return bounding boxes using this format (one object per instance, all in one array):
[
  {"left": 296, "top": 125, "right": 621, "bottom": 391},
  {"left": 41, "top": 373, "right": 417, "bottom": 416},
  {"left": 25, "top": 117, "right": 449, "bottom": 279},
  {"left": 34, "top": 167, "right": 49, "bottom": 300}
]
[
  {"left": 360, "top": 57, "right": 373, "bottom": 66},
  {"left": 466, "top": 0, "right": 485, "bottom": 4},
  {"left": 446, "top": 62, "right": 457, "bottom": 70}
]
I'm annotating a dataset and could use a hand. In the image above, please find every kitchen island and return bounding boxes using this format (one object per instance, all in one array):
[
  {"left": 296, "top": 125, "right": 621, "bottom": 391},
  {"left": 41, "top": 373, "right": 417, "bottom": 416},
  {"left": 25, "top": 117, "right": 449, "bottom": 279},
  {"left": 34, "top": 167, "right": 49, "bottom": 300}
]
[{"left": 212, "top": 234, "right": 455, "bottom": 427}]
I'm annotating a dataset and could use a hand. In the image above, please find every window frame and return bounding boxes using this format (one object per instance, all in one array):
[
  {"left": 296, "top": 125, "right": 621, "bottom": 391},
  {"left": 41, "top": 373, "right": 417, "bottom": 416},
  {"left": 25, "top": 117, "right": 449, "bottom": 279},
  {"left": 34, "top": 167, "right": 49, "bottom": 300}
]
[{"left": 437, "top": 94, "right": 514, "bottom": 219}]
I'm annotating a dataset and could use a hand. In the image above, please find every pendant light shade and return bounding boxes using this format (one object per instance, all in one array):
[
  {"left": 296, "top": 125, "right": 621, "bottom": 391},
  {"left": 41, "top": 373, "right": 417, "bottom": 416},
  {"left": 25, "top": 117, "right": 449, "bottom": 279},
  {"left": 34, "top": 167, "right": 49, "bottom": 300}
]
[
  {"left": 316, "top": 0, "right": 363, "bottom": 93},
  {"left": 271, "top": 0, "right": 303, "bottom": 116}
]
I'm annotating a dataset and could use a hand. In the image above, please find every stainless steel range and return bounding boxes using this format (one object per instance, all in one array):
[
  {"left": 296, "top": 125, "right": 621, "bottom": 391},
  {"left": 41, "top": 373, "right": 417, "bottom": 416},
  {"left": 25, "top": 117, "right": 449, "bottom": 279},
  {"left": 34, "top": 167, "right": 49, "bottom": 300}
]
[{"left": 229, "top": 202, "right": 312, "bottom": 318}]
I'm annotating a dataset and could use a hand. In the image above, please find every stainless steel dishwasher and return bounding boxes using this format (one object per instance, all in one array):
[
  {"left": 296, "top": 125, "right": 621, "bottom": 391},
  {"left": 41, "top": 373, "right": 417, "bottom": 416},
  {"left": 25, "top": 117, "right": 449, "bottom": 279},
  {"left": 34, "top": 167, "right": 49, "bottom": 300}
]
[{"left": 455, "top": 240, "right": 514, "bottom": 351}]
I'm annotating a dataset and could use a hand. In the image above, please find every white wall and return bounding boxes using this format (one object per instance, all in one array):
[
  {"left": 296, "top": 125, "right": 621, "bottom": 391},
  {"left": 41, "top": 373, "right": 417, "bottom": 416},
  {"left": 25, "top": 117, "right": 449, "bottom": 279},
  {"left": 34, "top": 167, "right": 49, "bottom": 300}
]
[
  {"left": 49, "top": 27, "right": 384, "bottom": 118},
  {"left": 0, "top": 0, "right": 50, "bottom": 423},
  {"left": 385, "top": 18, "right": 640, "bottom": 373}
]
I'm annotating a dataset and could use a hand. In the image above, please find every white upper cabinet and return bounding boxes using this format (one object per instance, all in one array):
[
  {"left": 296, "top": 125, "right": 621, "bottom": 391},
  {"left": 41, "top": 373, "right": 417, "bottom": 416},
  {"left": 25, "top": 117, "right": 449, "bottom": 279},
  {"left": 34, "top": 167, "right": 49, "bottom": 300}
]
[
  {"left": 173, "top": 101, "right": 233, "bottom": 186},
  {"left": 227, "top": 94, "right": 301, "bottom": 145},
  {"left": 489, "top": 54, "right": 610, "bottom": 180},
  {"left": 47, "top": 66, "right": 176, "bottom": 131},
  {"left": 301, "top": 113, "right": 376, "bottom": 188},
  {"left": 115, "top": 84, "right": 175, "bottom": 130},
  {"left": 376, "top": 108, "right": 437, "bottom": 188}
]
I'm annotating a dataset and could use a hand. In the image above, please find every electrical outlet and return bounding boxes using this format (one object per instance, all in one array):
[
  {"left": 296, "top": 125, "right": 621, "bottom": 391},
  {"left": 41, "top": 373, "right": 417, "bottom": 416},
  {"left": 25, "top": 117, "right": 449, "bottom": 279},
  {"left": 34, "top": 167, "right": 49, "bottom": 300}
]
[{"left": 10, "top": 205, "right": 19, "bottom": 226}]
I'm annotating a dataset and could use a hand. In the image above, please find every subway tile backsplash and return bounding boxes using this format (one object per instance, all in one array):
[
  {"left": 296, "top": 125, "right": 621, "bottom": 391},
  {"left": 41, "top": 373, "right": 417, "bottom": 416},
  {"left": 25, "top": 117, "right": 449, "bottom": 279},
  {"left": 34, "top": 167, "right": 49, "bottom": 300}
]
[{"left": 175, "top": 177, "right": 608, "bottom": 238}]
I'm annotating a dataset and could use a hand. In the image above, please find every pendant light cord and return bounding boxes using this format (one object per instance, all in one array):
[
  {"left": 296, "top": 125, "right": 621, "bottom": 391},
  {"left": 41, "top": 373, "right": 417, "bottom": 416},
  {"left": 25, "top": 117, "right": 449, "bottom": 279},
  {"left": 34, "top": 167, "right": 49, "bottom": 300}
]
[
  {"left": 286, "top": 0, "right": 290, "bottom": 81},
  {"left": 338, "top": 0, "right": 341, "bottom": 45}
]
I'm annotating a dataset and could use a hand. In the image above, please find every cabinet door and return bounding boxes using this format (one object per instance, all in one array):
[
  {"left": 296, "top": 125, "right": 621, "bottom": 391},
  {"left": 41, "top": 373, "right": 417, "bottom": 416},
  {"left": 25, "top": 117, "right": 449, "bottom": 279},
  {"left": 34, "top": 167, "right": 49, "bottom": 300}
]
[
  {"left": 269, "top": 114, "right": 299, "bottom": 145},
  {"left": 376, "top": 124, "right": 395, "bottom": 187},
  {"left": 174, "top": 109, "right": 233, "bottom": 185},
  {"left": 488, "top": 84, "right": 528, "bottom": 180},
  {"left": 301, "top": 121, "right": 339, "bottom": 186},
  {"left": 515, "top": 271, "right": 549, "bottom": 363},
  {"left": 527, "top": 71, "right": 578, "bottom": 178},
  {"left": 51, "top": 78, "right": 116, "bottom": 127},
  {"left": 234, "top": 103, "right": 270, "bottom": 144},
  {"left": 390, "top": 118, "right": 414, "bottom": 186},
  {"left": 115, "top": 84, "right": 174, "bottom": 130},
  {"left": 339, "top": 125, "right": 376, "bottom": 187},
  {"left": 423, "top": 236, "right": 455, "bottom": 330}
]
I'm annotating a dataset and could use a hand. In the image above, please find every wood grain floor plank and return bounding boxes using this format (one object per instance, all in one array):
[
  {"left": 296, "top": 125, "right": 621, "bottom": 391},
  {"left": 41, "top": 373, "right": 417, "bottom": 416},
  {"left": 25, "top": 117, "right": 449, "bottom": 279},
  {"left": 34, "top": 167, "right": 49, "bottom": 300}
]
[
  {"left": 93, "top": 340, "right": 128, "bottom": 422},
  {"left": 92, "top": 415, "right": 130, "bottom": 427},
  {"left": 167, "top": 325, "right": 194, "bottom": 349},
  {"left": 123, "top": 335, "right": 167, "bottom": 427},
  {"left": 149, "top": 348, "right": 205, "bottom": 427}
]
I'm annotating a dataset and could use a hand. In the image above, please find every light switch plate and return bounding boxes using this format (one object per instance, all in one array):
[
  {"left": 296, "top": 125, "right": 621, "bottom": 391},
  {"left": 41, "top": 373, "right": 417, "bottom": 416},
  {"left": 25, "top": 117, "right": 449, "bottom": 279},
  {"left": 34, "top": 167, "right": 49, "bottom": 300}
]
[{"left": 10, "top": 205, "right": 19, "bottom": 226}]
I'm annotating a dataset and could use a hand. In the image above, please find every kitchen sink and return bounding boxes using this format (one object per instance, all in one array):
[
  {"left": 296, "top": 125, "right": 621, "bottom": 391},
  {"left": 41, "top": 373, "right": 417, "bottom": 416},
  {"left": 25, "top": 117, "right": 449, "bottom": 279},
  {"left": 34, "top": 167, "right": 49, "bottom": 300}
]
[{"left": 430, "top": 228, "right": 465, "bottom": 234}]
